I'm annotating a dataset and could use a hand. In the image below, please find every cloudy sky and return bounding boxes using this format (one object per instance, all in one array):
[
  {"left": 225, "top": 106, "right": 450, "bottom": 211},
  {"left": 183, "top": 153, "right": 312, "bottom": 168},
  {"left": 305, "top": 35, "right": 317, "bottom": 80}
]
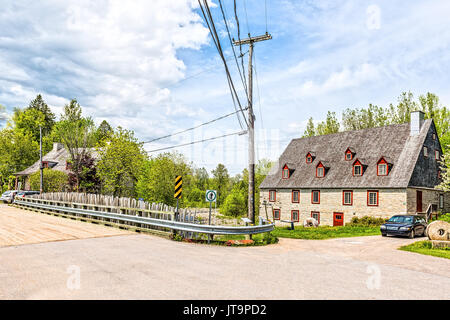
[{"left": 1, "top": 0, "right": 450, "bottom": 174}]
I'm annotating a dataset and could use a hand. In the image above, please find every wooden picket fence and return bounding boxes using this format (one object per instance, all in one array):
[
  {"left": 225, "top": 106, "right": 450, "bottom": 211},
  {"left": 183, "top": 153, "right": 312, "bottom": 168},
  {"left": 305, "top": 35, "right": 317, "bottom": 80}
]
[{"left": 28, "top": 192, "right": 201, "bottom": 238}]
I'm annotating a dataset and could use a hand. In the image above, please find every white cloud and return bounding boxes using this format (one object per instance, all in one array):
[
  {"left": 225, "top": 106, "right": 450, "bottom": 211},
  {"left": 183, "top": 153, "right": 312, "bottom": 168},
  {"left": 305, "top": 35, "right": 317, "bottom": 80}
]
[
  {"left": 298, "top": 63, "right": 381, "bottom": 96},
  {"left": 0, "top": 0, "right": 209, "bottom": 132}
]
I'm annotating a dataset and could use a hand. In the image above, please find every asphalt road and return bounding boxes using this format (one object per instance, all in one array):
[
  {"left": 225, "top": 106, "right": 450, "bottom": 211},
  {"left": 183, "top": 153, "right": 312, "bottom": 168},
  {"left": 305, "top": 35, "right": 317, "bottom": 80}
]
[{"left": 1, "top": 204, "right": 449, "bottom": 299}]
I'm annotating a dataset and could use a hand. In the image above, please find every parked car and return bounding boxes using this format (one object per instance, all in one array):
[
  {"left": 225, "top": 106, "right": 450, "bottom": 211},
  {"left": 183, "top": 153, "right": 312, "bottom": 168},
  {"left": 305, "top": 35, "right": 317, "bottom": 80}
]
[
  {"left": 14, "top": 190, "right": 40, "bottom": 200},
  {"left": 0, "top": 190, "right": 19, "bottom": 204},
  {"left": 380, "top": 215, "right": 427, "bottom": 238}
]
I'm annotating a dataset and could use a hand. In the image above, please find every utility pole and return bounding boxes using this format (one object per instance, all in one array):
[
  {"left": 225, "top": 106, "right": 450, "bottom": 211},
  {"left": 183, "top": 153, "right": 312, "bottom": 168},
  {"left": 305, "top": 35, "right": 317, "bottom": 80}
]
[
  {"left": 39, "top": 126, "right": 43, "bottom": 193},
  {"left": 233, "top": 32, "right": 272, "bottom": 224}
]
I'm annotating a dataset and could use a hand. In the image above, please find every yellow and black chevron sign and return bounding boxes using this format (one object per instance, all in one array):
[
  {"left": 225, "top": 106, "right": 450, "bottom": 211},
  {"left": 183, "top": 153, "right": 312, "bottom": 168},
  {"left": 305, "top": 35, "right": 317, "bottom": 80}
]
[{"left": 174, "top": 175, "right": 182, "bottom": 199}]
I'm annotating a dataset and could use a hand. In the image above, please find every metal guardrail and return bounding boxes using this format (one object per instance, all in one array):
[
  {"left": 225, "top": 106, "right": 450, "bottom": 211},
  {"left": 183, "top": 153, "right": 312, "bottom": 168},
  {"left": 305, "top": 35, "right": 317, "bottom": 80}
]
[{"left": 14, "top": 199, "right": 274, "bottom": 235}]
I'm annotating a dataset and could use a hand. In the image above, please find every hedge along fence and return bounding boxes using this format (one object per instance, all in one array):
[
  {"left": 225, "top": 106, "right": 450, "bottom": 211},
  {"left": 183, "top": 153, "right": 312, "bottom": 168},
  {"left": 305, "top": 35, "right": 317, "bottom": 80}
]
[{"left": 29, "top": 169, "right": 68, "bottom": 192}]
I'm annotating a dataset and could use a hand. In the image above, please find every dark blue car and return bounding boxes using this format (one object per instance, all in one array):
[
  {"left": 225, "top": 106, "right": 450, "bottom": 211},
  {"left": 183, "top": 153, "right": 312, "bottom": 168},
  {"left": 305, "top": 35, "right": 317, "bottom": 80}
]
[{"left": 380, "top": 215, "right": 427, "bottom": 239}]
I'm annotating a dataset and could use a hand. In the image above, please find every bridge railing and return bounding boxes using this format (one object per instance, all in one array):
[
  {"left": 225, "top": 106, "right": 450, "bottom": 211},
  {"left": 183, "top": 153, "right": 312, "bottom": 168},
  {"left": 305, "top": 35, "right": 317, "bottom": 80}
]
[{"left": 13, "top": 197, "right": 274, "bottom": 236}]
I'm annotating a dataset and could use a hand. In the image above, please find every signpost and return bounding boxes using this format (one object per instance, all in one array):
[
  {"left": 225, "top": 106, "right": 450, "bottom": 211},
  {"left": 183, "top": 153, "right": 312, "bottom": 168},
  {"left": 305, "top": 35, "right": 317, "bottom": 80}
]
[
  {"left": 174, "top": 176, "right": 182, "bottom": 237},
  {"left": 174, "top": 176, "right": 182, "bottom": 219},
  {"left": 205, "top": 190, "right": 217, "bottom": 244}
]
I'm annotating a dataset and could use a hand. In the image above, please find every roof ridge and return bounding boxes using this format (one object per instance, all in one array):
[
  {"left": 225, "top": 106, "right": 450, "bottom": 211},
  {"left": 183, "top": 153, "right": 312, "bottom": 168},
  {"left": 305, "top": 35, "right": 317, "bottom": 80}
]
[{"left": 293, "top": 121, "right": 412, "bottom": 142}]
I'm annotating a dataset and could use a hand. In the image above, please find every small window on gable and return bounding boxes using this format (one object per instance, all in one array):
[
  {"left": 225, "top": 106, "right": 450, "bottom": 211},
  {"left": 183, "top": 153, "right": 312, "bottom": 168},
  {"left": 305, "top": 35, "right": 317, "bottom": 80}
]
[
  {"left": 42, "top": 161, "right": 49, "bottom": 169},
  {"left": 423, "top": 146, "right": 428, "bottom": 157},
  {"left": 345, "top": 148, "right": 354, "bottom": 161},
  {"left": 316, "top": 161, "right": 328, "bottom": 178},
  {"left": 317, "top": 166, "right": 324, "bottom": 178},
  {"left": 352, "top": 159, "right": 366, "bottom": 176},
  {"left": 282, "top": 167, "right": 289, "bottom": 179},
  {"left": 435, "top": 150, "right": 440, "bottom": 161},
  {"left": 433, "top": 133, "right": 436, "bottom": 140},
  {"left": 378, "top": 163, "right": 387, "bottom": 176},
  {"left": 306, "top": 152, "right": 315, "bottom": 164}
]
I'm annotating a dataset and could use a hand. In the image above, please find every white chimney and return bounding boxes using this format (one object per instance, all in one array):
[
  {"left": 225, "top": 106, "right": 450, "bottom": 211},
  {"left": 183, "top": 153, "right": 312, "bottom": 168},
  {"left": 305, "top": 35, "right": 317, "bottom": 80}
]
[
  {"left": 53, "top": 142, "right": 64, "bottom": 152},
  {"left": 410, "top": 111, "right": 424, "bottom": 136}
]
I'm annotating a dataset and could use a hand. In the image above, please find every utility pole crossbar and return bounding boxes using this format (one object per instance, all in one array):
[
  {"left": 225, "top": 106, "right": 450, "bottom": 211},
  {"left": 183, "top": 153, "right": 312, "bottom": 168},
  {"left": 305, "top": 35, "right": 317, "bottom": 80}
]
[
  {"left": 233, "top": 32, "right": 272, "bottom": 224},
  {"left": 232, "top": 33, "right": 272, "bottom": 46}
]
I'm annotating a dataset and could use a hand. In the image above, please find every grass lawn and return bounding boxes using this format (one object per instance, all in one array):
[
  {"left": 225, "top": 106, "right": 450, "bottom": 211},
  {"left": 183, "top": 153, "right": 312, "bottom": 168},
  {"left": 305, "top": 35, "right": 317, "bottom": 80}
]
[
  {"left": 399, "top": 240, "right": 450, "bottom": 259},
  {"left": 272, "top": 225, "right": 381, "bottom": 240}
]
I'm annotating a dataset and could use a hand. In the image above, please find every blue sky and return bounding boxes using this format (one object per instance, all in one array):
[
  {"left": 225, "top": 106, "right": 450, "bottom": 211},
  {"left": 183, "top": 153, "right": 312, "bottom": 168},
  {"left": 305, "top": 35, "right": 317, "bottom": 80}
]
[{"left": 1, "top": 0, "right": 450, "bottom": 175}]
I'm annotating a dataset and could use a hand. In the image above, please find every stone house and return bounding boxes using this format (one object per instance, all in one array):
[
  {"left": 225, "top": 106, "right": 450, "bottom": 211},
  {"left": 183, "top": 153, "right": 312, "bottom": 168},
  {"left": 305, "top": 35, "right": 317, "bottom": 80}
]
[
  {"left": 260, "top": 111, "right": 449, "bottom": 226},
  {"left": 15, "top": 143, "right": 98, "bottom": 190}
]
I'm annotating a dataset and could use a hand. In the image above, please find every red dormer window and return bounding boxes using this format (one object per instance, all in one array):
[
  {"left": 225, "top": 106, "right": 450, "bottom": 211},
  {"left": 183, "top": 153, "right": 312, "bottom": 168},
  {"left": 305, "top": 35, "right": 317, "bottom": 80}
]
[
  {"left": 377, "top": 157, "right": 392, "bottom": 176},
  {"left": 316, "top": 165, "right": 324, "bottom": 177},
  {"left": 353, "top": 159, "right": 363, "bottom": 176},
  {"left": 42, "top": 161, "right": 49, "bottom": 169},
  {"left": 377, "top": 158, "right": 388, "bottom": 176},
  {"left": 316, "top": 161, "right": 328, "bottom": 178},
  {"left": 282, "top": 165, "right": 290, "bottom": 179},
  {"left": 345, "top": 148, "right": 354, "bottom": 161},
  {"left": 306, "top": 152, "right": 314, "bottom": 163}
]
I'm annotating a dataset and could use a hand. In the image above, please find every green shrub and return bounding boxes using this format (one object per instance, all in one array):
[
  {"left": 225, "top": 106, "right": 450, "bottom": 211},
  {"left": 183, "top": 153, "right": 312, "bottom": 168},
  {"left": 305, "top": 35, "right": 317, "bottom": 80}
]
[
  {"left": 262, "top": 232, "right": 278, "bottom": 245},
  {"left": 438, "top": 213, "right": 450, "bottom": 223},
  {"left": 347, "top": 216, "right": 387, "bottom": 227},
  {"left": 220, "top": 188, "right": 246, "bottom": 217},
  {"left": 29, "top": 168, "right": 68, "bottom": 192}
]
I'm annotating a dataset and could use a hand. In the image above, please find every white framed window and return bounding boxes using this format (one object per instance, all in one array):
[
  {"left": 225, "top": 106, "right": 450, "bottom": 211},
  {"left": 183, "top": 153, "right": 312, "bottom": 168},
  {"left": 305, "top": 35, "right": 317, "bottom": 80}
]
[
  {"left": 292, "top": 190, "right": 300, "bottom": 203},
  {"left": 439, "top": 194, "right": 444, "bottom": 209},
  {"left": 312, "top": 190, "right": 320, "bottom": 204},
  {"left": 311, "top": 212, "right": 320, "bottom": 224},
  {"left": 423, "top": 146, "right": 428, "bottom": 157},
  {"left": 368, "top": 190, "right": 379, "bottom": 206},
  {"left": 291, "top": 210, "right": 299, "bottom": 222},
  {"left": 354, "top": 165, "right": 362, "bottom": 176},
  {"left": 273, "top": 209, "right": 280, "bottom": 220},
  {"left": 378, "top": 163, "right": 387, "bottom": 176},
  {"left": 317, "top": 166, "right": 324, "bottom": 177},
  {"left": 269, "top": 190, "right": 276, "bottom": 202},
  {"left": 343, "top": 191, "right": 352, "bottom": 205}
]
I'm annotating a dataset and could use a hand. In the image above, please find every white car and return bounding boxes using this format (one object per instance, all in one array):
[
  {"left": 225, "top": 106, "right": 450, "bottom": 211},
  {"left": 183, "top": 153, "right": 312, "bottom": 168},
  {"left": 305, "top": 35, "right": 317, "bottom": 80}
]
[{"left": 1, "top": 190, "right": 19, "bottom": 204}]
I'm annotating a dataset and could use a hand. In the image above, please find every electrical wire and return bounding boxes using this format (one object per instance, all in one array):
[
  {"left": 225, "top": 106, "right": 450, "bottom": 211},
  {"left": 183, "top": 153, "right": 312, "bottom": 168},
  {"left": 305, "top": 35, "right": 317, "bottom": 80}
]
[
  {"left": 142, "top": 107, "right": 248, "bottom": 144},
  {"left": 218, "top": 0, "right": 249, "bottom": 101},
  {"left": 198, "top": 0, "right": 248, "bottom": 129},
  {"left": 146, "top": 130, "right": 247, "bottom": 153},
  {"left": 234, "top": 0, "right": 247, "bottom": 89}
]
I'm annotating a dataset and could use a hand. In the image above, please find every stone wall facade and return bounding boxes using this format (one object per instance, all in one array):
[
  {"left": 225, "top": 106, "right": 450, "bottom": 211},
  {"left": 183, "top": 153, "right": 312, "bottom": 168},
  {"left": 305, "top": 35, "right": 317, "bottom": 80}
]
[
  {"left": 406, "top": 187, "right": 450, "bottom": 214},
  {"left": 260, "top": 188, "right": 408, "bottom": 226},
  {"left": 260, "top": 187, "right": 450, "bottom": 226}
]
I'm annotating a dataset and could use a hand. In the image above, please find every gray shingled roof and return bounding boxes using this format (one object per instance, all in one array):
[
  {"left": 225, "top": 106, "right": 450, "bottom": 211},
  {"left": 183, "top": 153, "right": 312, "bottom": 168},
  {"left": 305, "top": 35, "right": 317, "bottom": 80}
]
[
  {"left": 15, "top": 145, "right": 98, "bottom": 176},
  {"left": 260, "top": 120, "right": 432, "bottom": 189}
]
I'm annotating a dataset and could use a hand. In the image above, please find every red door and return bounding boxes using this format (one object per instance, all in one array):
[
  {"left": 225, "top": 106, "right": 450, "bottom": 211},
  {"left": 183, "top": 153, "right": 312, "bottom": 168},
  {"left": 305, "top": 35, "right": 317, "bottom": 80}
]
[
  {"left": 416, "top": 191, "right": 422, "bottom": 212},
  {"left": 333, "top": 212, "right": 344, "bottom": 226}
]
